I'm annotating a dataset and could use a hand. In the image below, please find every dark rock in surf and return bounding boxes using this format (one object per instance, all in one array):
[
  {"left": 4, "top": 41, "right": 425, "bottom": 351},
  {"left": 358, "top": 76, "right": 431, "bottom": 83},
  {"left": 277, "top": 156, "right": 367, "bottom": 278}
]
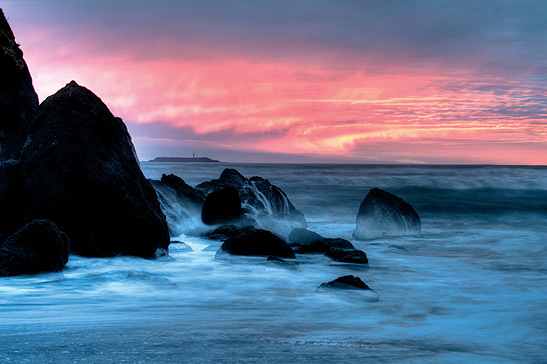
[
  {"left": 325, "top": 248, "right": 368, "bottom": 264},
  {"left": 153, "top": 174, "right": 205, "bottom": 206},
  {"left": 19, "top": 81, "right": 169, "bottom": 258},
  {"left": 149, "top": 174, "right": 205, "bottom": 237},
  {"left": 219, "top": 227, "right": 295, "bottom": 258},
  {"left": 196, "top": 168, "right": 306, "bottom": 235},
  {"left": 289, "top": 236, "right": 358, "bottom": 255},
  {"left": 319, "top": 275, "right": 372, "bottom": 290},
  {"left": 288, "top": 228, "right": 323, "bottom": 245},
  {"left": 206, "top": 224, "right": 241, "bottom": 241},
  {"left": 0, "top": 9, "right": 39, "bottom": 162},
  {"left": 353, "top": 188, "right": 421, "bottom": 240},
  {"left": 0, "top": 219, "right": 69, "bottom": 276},
  {"left": 287, "top": 228, "right": 366, "bottom": 263},
  {"left": 201, "top": 186, "right": 243, "bottom": 225},
  {"left": 288, "top": 228, "right": 355, "bottom": 252}
]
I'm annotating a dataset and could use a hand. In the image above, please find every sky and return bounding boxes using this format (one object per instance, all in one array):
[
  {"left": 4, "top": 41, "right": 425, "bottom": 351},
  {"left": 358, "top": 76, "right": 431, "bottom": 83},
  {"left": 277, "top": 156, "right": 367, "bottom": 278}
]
[{"left": 2, "top": 0, "right": 547, "bottom": 164}]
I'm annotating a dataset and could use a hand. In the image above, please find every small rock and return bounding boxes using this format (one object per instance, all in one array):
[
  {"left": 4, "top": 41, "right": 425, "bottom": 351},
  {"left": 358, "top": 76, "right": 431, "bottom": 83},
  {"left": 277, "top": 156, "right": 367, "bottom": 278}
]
[{"left": 319, "top": 275, "right": 371, "bottom": 290}]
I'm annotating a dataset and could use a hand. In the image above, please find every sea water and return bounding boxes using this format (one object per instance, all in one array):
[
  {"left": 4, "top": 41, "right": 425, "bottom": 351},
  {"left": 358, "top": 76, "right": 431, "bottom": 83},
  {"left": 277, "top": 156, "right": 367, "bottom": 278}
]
[{"left": 0, "top": 164, "right": 546, "bottom": 363}]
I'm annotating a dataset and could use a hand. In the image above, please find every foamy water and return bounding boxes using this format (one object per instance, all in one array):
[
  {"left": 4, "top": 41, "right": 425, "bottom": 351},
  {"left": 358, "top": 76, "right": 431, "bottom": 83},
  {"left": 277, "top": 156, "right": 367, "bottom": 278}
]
[{"left": 1, "top": 164, "right": 545, "bottom": 363}]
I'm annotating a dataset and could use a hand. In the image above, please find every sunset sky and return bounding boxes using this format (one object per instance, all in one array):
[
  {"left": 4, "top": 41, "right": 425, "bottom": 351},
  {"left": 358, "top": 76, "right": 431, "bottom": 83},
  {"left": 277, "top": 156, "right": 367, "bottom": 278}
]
[{"left": 2, "top": 0, "right": 546, "bottom": 164}]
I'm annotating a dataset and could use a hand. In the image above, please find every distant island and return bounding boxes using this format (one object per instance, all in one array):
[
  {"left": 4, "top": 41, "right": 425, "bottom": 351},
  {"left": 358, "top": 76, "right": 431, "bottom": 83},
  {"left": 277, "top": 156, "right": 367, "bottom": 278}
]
[{"left": 148, "top": 157, "right": 220, "bottom": 163}]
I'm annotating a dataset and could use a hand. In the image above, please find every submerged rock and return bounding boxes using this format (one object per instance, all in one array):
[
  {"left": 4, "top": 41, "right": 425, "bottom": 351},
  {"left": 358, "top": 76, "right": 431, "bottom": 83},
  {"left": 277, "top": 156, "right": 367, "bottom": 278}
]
[
  {"left": 150, "top": 174, "right": 205, "bottom": 237},
  {"left": 353, "top": 188, "right": 421, "bottom": 240},
  {"left": 219, "top": 227, "right": 295, "bottom": 258},
  {"left": 170, "top": 240, "right": 193, "bottom": 252},
  {"left": 0, "top": 9, "right": 39, "bottom": 162},
  {"left": 0, "top": 219, "right": 69, "bottom": 276},
  {"left": 266, "top": 255, "right": 299, "bottom": 269},
  {"left": 201, "top": 186, "right": 244, "bottom": 225},
  {"left": 319, "top": 275, "right": 371, "bottom": 290},
  {"left": 19, "top": 81, "right": 169, "bottom": 258},
  {"left": 196, "top": 168, "right": 306, "bottom": 236}
]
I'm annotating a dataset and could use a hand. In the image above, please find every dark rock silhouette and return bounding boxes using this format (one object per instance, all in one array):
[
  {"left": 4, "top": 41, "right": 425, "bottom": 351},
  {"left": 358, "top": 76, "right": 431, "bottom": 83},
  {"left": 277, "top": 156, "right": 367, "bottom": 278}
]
[
  {"left": 196, "top": 168, "right": 306, "bottom": 235},
  {"left": 0, "top": 219, "right": 69, "bottom": 276},
  {"left": 288, "top": 228, "right": 323, "bottom": 245},
  {"left": 353, "top": 188, "right": 421, "bottom": 240},
  {"left": 325, "top": 248, "right": 368, "bottom": 264},
  {"left": 19, "top": 81, "right": 169, "bottom": 258},
  {"left": 319, "top": 275, "right": 371, "bottom": 290},
  {"left": 206, "top": 224, "right": 241, "bottom": 241},
  {"left": 287, "top": 228, "right": 367, "bottom": 264},
  {"left": 218, "top": 227, "right": 295, "bottom": 258},
  {"left": 0, "top": 160, "right": 24, "bottom": 242},
  {"left": 0, "top": 9, "right": 39, "bottom": 162},
  {"left": 201, "top": 186, "right": 243, "bottom": 225},
  {"left": 150, "top": 174, "right": 205, "bottom": 236}
]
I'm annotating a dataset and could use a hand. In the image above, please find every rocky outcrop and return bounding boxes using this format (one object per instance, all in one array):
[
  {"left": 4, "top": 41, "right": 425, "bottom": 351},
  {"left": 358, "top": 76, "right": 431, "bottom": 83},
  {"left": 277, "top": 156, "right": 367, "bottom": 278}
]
[
  {"left": 0, "top": 160, "right": 24, "bottom": 242},
  {"left": 319, "top": 275, "right": 371, "bottom": 290},
  {"left": 353, "top": 188, "right": 421, "bottom": 240},
  {"left": 201, "top": 186, "right": 244, "bottom": 225},
  {"left": 0, "top": 9, "right": 39, "bottom": 162},
  {"left": 150, "top": 174, "right": 205, "bottom": 236},
  {"left": 19, "top": 81, "right": 170, "bottom": 258},
  {"left": 288, "top": 228, "right": 368, "bottom": 264},
  {"left": 218, "top": 227, "right": 295, "bottom": 259},
  {"left": 196, "top": 168, "right": 306, "bottom": 235},
  {"left": 0, "top": 219, "right": 69, "bottom": 276}
]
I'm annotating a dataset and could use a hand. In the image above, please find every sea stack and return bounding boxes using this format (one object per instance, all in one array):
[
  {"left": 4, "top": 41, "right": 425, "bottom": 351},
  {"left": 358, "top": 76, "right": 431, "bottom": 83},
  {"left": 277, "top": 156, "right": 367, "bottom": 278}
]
[
  {"left": 0, "top": 9, "right": 39, "bottom": 162},
  {"left": 353, "top": 188, "right": 421, "bottom": 240},
  {"left": 19, "top": 81, "right": 170, "bottom": 258}
]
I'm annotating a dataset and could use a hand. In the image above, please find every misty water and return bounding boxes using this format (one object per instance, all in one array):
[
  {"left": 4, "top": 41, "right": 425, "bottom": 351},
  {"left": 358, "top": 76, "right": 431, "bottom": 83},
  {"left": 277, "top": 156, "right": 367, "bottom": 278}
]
[{"left": 1, "top": 164, "right": 546, "bottom": 363}]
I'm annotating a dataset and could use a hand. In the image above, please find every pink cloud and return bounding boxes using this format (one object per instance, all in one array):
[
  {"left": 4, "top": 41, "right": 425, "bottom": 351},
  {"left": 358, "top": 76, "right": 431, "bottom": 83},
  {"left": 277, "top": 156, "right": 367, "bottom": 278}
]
[{"left": 14, "top": 18, "right": 547, "bottom": 164}]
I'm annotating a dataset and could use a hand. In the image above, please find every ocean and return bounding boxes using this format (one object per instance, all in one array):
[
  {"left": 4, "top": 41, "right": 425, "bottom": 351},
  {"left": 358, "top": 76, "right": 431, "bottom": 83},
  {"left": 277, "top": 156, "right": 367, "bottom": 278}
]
[{"left": 1, "top": 163, "right": 546, "bottom": 363}]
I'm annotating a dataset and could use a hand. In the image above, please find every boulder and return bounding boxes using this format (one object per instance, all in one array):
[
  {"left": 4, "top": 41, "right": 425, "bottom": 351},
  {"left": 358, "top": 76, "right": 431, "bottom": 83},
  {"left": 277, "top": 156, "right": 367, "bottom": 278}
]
[
  {"left": 288, "top": 228, "right": 355, "bottom": 252},
  {"left": 353, "top": 188, "right": 421, "bottom": 240},
  {"left": 206, "top": 224, "right": 241, "bottom": 241},
  {"left": 201, "top": 186, "right": 243, "bottom": 225},
  {"left": 319, "top": 275, "right": 371, "bottom": 290},
  {"left": 196, "top": 168, "right": 306, "bottom": 235},
  {"left": 0, "top": 9, "right": 39, "bottom": 162},
  {"left": 151, "top": 174, "right": 205, "bottom": 206},
  {"left": 219, "top": 227, "right": 295, "bottom": 258},
  {"left": 325, "top": 248, "right": 368, "bottom": 264},
  {"left": 19, "top": 81, "right": 169, "bottom": 258},
  {"left": 0, "top": 219, "right": 69, "bottom": 276},
  {"left": 150, "top": 174, "right": 205, "bottom": 236},
  {"left": 288, "top": 228, "right": 323, "bottom": 245}
]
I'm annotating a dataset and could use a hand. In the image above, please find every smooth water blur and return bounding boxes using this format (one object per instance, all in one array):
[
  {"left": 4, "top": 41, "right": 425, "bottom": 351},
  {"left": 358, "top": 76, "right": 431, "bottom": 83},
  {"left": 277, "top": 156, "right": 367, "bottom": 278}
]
[{"left": 1, "top": 164, "right": 546, "bottom": 363}]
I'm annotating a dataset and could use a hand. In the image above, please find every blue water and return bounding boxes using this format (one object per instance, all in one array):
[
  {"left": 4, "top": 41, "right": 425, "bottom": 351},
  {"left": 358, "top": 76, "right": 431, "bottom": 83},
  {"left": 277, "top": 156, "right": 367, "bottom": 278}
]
[{"left": 1, "top": 164, "right": 546, "bottom": 363}]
